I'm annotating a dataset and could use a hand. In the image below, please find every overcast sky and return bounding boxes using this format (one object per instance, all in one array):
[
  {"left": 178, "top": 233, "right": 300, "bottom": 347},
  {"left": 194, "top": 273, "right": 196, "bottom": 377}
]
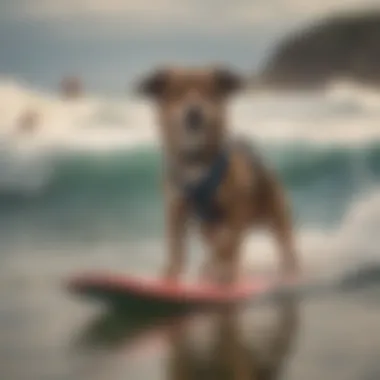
[{"left": 0, "top": 0, "right": 378, "bottom": 92}]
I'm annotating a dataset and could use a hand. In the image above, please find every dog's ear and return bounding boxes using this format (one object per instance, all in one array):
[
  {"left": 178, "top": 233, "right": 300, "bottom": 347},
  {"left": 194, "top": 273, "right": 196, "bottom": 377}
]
[
  {"left": 136, "top": 69, "right": 169, "bottom": 98},
  {"left": 214, "top": 68, "right": 244, "bottom": 96}
]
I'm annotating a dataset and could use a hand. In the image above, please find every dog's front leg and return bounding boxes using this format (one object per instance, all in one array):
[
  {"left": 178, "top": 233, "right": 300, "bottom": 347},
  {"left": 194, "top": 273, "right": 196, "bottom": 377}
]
[
  {"left": 270, "top": 190, "right": 299, "bottom": 279},
  {"left": 163, "top": 191, "right": 188, "bottom": 282},
  {"left": 202, "top": 221, "right": 244, "bottom": 285},
  {"left": 218, "top": 223, "right": 244, "bottom": 284}
]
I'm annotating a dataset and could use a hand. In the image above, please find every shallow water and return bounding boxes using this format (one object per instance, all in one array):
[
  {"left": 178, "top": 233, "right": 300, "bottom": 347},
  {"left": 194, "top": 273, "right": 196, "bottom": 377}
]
[{"left": 2, "top": 272, "right": 380, "bottom": 380}]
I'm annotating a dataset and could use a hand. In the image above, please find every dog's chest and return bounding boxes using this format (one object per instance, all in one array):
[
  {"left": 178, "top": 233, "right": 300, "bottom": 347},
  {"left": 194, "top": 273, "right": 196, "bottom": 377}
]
[
  {"left": 181, "top": 164, "right": 209, "bottom": 185},
  {"left": 170, "top": 161, "right": 228, "bottom": 224}
]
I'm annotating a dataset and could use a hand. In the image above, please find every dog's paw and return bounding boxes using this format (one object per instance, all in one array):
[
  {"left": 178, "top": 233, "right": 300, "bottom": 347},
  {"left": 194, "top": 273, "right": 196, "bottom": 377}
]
[
  {"left": 199, "top": 260, "right": 217, "bottom": 284},
  {"left": 216, "top": 269, "right": 238, "bottom": 286},
  {"left": 162, "top": 264, "right": 181, "bottom": 283},
  {"left": 199, "top": 261, "right": 238, "bottom": 286}
]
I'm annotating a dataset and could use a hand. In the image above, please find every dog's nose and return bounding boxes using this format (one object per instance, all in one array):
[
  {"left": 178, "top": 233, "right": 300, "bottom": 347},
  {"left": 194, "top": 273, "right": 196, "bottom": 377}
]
[{"left": 184, "top": 106, "right": 203, "bottom": 131}]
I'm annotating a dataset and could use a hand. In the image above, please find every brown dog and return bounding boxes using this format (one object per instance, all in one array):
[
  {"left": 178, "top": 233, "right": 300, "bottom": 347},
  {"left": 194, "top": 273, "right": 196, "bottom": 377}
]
[{"left": 137, "top": 66, "right": 298, "bottom": 284}]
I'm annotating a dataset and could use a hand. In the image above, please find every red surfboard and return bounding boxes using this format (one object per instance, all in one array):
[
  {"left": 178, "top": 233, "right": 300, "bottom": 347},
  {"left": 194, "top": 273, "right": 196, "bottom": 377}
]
[{"left": 67, "top": 272, "right": 282, "bottom": 313}]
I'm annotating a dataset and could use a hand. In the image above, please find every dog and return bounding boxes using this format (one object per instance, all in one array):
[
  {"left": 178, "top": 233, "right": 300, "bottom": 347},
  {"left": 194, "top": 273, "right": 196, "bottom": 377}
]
[{"left": 137, "top": 66, "right": 298, "bottom": 284}]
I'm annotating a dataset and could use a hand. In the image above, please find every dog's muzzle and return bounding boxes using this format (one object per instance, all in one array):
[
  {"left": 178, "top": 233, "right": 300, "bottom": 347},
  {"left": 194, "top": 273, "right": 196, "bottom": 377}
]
[{"left": 184, "top": 105, "right": 204, "bottom": 132}]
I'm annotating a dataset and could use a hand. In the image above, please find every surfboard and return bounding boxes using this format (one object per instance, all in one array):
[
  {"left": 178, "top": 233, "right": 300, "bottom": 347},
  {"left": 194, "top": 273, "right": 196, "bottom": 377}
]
[{"left": 67, "top": 272, "right": 283, "bottom": 313}]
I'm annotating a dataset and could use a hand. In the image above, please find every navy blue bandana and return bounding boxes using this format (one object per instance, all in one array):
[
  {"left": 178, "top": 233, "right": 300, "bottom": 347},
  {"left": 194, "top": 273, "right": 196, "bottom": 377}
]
[{"left": 182, "top": 150, "right": 229, "bottom": 222}]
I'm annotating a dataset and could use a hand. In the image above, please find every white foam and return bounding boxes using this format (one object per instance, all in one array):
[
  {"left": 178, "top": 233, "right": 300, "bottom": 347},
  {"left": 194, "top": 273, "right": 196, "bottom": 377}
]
[
  {"left": 1, "top": 78, "right": 380, "bottom": 155},
  {"left": 243, "top": 190, "right": 380, "bottom": 278}
]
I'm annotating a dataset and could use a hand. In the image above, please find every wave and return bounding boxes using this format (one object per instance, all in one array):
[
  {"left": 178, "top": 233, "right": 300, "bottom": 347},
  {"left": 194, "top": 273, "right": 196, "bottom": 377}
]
[
  {"left": 1, "top": 140, "right": 378, "bottom": 198},
  {"left": 0, "top": 140, "right": 377, "bottom": 250},
  {"left": 0, "top": 77, "right": 379, "bottom": 230},
  {"left": 269, "top": 141, "right": 380, "bottom": 187}
]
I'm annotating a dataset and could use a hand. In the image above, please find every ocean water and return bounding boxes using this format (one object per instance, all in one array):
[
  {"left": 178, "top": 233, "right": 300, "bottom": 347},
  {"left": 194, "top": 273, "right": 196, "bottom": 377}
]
[{"left": 1, "top": 79, "right": 380, "bottom": 380}]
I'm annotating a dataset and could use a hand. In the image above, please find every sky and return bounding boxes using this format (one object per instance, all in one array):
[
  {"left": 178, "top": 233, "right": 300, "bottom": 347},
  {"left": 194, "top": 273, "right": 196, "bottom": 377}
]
[{"left": 0, "top": 0, "right": 378, "bottom": 93}]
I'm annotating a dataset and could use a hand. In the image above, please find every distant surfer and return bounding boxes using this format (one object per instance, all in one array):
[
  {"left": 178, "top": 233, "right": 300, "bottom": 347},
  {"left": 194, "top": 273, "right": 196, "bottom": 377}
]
[
  {"left": 60, "top": 75, "right": 83, "bottom": 99},
  {"left": 16, "top": 108, "right": 40, "bottom": 134}
]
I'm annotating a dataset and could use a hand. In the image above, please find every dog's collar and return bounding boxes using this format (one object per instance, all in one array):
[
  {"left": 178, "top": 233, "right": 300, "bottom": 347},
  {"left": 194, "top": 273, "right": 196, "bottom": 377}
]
[{"left": 171, "top": 149, "right": 229, "bottom": 222}]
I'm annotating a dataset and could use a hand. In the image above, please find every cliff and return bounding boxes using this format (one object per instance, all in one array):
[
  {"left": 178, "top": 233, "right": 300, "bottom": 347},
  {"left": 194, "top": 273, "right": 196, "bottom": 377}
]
[{"left": 259, "top": 12, "right": 380, "bottom": 89}]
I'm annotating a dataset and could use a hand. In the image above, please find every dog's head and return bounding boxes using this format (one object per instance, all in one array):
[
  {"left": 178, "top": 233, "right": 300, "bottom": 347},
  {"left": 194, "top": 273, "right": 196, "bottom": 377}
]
[{"left": 136, "top": 66, "right": 244, "bottom": 160}]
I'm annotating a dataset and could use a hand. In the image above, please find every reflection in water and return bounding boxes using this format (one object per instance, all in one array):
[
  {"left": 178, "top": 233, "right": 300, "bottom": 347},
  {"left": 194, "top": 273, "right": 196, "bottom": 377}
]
[
  {"left": 75, "top": 297, "right": 299, "bottom": 380},
  {"left": 166, "top": 298, "right": 299, "bottom": 380},
  {"left": 77, "top": 311, "right": 181, "bottom": 350}
]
